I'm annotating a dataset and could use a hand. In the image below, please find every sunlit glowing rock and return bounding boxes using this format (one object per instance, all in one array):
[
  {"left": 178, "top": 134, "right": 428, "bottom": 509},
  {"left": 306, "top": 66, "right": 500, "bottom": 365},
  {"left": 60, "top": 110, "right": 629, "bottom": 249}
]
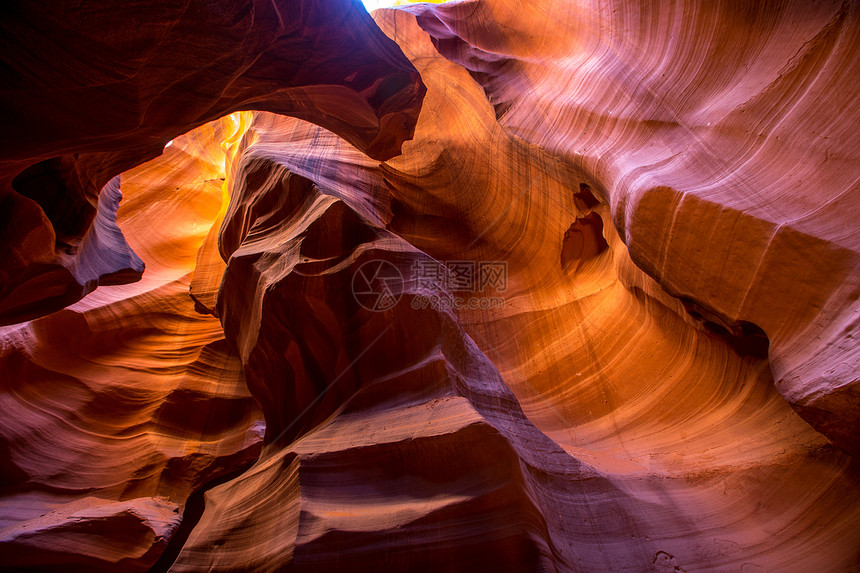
[
  {"left": 0, "top": 0, "right": 424, "bottom": 325},
  {"left": 1, "top": 0, "right": 858, "bottom": 571}
]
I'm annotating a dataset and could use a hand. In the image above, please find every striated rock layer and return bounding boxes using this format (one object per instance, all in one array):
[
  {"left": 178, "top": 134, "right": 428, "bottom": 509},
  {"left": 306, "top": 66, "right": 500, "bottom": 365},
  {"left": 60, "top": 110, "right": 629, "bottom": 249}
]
[
  {"left": 1, "top": 0, "right": 859, "bottom": 572},
  {"left": 0, "top": 116, "right": 266, "bottom": 572},
  {"left": 0, "top": 0, "right": 424, "bottom": 326},
  {"left": 403, "top": 0, "right": 860, "bottom": 459}
]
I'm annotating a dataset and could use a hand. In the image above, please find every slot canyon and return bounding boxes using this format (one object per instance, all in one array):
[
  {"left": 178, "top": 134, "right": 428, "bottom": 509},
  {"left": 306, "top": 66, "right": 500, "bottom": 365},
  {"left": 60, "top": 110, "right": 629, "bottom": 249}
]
[{"left": 0, "top": 0, "right": 858, "bottom": 571}]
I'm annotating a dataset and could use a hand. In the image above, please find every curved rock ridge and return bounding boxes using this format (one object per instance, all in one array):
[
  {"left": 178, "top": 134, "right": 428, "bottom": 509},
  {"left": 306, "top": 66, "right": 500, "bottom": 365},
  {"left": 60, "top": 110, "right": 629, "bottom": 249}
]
[
  {"left": 166, "top": 107, "right": 859, "bottom": 571},
  {"left": 1, "top": 0, "right": 859, "bottom": 571},
  {"left": 0, "top": 0, "right": 425, "bottom": 325},
  {"left": 0, "top": 118, "right": 264, "bottom": 572},
  {"left": 404, "top": 0, "right": 860, "bottom": 456},
  {"left": 0, "top": 496, "right": 181, "bottom": 572},
  {"left": 160, "top": 2, "right": 856, "bottom": 569},
  {"left": 169, "top": 151, "right": 643, "bottom": 572}
]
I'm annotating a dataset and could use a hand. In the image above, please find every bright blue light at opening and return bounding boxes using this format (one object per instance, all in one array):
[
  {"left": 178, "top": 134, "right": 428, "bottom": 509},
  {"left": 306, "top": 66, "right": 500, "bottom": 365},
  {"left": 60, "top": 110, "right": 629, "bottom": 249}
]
[{"left": 361, "top": 0, "right": 398, "bottom": 12}]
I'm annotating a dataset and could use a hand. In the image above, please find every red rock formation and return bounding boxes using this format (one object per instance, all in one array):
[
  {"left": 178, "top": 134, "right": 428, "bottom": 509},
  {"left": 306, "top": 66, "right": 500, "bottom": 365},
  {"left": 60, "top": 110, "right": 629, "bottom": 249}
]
[
  {"left": 406, "top": 0, "right": 860, "bottom": 456},
  {"left": 0, "top": 117, "right": 267, "bottom": 572},
  {"left": 1, "top": 0, "right": 859, "bottom": 572},
  {"left": 0, "top": 0, "right": 424, "bottom": 325}
]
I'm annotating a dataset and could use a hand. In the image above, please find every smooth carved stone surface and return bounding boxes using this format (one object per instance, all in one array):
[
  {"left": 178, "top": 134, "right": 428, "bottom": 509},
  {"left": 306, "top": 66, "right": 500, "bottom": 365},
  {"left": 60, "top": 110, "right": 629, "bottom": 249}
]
[
  {"left": 165, "top": 2, "right": 856, "bottom": 570},
  {"left": 0, "top": 0, "right": 424, "bottom": 325},
  {"left": 0, "top": 118, "right": 264, "bottom": 572},
  {"left": 405, "top": 0, "right": 860, "bottom": 456},
  {"left": 1, "top": 0, "right": 859, "bottom": 572},
  {"left": 171, "top": 157, "right": 641, "bottom": 572},
  {"left": 0, "top": 496, "right": 181, "bottom": 572},
  {"left": 167, "top": 105, "right": 860, "bottom": 571}
]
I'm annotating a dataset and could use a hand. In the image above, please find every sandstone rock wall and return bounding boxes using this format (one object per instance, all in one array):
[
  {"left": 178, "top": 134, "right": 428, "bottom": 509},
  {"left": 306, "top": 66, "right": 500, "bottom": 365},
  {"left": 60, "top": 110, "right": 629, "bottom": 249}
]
[{"left": 0, "top": 0, "right": 857, "bottom": 571}]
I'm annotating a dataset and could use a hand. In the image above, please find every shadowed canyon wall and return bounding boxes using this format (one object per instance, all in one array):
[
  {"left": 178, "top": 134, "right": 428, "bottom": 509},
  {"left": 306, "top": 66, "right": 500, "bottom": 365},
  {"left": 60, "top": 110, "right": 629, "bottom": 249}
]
[{"left": 1, "top": 0, "right": 858, "bottom": 572}]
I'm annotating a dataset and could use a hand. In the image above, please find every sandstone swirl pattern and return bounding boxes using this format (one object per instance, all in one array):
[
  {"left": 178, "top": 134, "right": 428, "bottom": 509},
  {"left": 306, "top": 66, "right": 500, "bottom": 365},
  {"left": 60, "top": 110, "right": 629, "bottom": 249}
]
[
  {"left": 1, "top": 1, "right": 859, "bottom": 572},
  {"left": 0, "top": 0, "right": 424, "bottom": 326}
]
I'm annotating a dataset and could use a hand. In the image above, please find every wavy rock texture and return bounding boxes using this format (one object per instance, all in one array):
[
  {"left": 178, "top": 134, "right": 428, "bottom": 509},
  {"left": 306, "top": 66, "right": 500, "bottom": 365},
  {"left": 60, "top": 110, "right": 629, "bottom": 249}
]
[
  {"left": 0, "top": 0, "right": 424, "bottom": 325},
  {"left": 0, "top": 117, "right": 265, "bottom": 572},
  {"left": 1, "top": 0, "right": 859, "bottom": 572},
  {"left": 404, "top": 0, "right": 860, "bottom": 456}
]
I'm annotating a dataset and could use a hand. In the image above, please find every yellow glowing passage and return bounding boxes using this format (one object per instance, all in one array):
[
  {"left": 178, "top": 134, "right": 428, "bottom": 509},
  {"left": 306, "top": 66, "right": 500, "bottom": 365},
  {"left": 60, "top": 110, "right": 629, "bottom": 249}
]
[{"left": 361, "top": 0, "right": 450, "bottom": 12}]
